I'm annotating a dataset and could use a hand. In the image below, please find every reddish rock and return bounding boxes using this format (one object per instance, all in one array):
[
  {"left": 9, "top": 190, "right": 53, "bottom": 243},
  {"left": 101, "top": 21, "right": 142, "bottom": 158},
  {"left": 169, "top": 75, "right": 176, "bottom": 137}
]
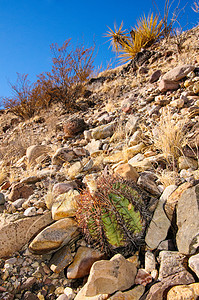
[
  {"left": 145, "top": 270, "right": 195, "bottom": 300},
  {"left": 67, "top": 246, "right": 105, "bottom": 279},
  {"left": 63, "top": 117, "right": 87, "bottom": 138},
  {"left": 159, "top": 79, "right": 179, "bottom": 92},
  {"left": 162, "top": 65, "right": 195, "bottom": 81},
  {"left": 8, "top": 182, "right": 34, "bottom": 202},
  {"left": 135, "top": 269, "right": 152, "bottom": 286}
]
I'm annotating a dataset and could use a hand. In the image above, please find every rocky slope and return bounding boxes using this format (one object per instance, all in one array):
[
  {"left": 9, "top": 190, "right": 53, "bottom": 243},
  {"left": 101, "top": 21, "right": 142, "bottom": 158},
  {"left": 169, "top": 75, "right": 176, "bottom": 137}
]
[{"left": 0, "top": 25, "right": 199, "bottom": 300}]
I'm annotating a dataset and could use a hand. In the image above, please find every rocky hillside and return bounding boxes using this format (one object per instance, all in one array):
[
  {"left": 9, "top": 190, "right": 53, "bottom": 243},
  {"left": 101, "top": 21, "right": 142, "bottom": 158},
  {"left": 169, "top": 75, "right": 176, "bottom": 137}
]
[{"left": 0, "top": 25, "right": 199, "bottom": 300}]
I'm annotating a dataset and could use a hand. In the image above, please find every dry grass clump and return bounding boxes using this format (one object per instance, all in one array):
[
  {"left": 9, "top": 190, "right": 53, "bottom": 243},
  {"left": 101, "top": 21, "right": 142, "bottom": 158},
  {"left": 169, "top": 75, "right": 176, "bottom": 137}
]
[{"left": 151, "top": 108, "right": 187, "bottom": 163}]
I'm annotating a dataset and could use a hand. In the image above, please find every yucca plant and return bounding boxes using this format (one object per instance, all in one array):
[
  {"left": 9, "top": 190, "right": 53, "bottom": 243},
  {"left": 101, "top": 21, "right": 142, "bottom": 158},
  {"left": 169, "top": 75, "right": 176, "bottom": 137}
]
[
  {"left": 106, "top": 13, "right": 162, "bottom": 62},
  {"left": 76, "top": 174, "right": 153, "bottom": 256}
]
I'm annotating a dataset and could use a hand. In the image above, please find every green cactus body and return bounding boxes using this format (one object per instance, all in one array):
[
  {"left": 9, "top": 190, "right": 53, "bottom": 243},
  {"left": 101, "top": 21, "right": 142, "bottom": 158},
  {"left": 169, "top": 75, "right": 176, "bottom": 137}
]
[{"left": 76, "top": 174, "right": 153, "bottom": 255}]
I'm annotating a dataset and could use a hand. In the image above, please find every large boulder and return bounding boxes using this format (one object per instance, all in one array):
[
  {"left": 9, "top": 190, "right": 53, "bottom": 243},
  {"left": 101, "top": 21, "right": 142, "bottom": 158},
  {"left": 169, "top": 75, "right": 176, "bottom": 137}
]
[
  {"left": 75, "top": 254, "right": 137, "bottom": 299},
  {"left": 0, "top": 212, "right": 52, "bottom": 258}
]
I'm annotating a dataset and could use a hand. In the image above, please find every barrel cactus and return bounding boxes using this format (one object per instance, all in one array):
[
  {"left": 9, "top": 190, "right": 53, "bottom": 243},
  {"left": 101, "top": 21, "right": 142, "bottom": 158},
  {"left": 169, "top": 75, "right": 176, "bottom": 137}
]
[{"left": 76, "top": 173, "right": 153, "bottom": 255}]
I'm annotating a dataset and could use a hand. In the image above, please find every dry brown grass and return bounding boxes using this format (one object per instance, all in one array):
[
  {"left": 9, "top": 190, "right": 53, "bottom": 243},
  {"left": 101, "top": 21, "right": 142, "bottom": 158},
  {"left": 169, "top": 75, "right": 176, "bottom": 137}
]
[{"left": 151, "top": 108, "right": 187, "bottom": 163}]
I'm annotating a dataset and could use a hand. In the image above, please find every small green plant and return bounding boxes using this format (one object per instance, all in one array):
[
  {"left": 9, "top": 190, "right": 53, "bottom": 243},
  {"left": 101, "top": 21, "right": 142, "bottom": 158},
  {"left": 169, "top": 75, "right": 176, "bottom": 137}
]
[
  {"left": 106, "top": 13, "right": 162, "bottom": 62},
  {"left": 76, "top": 174, "right": 153, "bottom": 255}
]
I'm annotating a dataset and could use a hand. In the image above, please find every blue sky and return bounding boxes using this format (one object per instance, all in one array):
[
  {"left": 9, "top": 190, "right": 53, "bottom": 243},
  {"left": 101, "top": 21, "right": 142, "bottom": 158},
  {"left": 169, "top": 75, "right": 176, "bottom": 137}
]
[{"left": 0, "top": 0, "right": 198, "bottom": 101}]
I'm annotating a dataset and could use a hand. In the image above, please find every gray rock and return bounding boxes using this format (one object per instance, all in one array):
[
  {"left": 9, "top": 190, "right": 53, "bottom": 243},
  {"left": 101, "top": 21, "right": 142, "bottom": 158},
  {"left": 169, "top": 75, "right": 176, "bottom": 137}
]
[
  {"left": 176, "top": 184, "right": 199, "bottom": 254},
  {"left": 0, "top": 193, "right": 5, "bottom": 205},
  {"left": 145, "top": 197, "right": 171, "bottom": 250},
  {"left": 158, "top": 251, "right": 187, "bottom": 281}
]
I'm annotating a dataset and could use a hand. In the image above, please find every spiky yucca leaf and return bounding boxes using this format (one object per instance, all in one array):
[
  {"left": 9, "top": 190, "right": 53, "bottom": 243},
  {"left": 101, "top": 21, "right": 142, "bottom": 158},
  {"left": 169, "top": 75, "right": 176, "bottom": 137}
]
[
  {"left": 106, "top": 13, "right": 162, "bottom": 62},
  {"left": 105, "top": 22, "right": 129, "bottom": 53},
  {"left": 135, "top": 13, "right": 162, "bottom": 47}
]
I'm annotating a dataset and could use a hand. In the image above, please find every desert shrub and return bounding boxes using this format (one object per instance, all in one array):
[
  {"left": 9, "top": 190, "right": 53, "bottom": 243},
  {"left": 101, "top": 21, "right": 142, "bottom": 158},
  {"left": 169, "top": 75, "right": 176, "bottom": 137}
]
[
  {"left": 76, "top": 173, "right": 153, "bottom": 256},
  {"left": 3, "top": 73, "right": 37, "bottom": 120},
  {"left": 4, "top": 39, "right": 95, "bottom": 118},
  {"left": 37, "top": 39, "right": 95, "bottom": 110},
  {"left": 106, "top": 13, "right": 162, "bottom": 62}
]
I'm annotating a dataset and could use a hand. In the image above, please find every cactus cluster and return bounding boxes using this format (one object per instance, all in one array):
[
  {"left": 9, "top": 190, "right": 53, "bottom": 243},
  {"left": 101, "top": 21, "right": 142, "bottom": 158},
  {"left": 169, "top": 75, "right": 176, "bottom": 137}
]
[{"left": 76, "top": 174, "right": 153, "bottom": 255}]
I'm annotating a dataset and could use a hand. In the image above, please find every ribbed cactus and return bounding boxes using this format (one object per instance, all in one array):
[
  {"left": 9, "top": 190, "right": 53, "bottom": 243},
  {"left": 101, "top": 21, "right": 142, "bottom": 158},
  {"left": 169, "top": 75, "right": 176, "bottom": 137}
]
[{"left": 76, "top": 174, "right": 152, "bottom": 255}]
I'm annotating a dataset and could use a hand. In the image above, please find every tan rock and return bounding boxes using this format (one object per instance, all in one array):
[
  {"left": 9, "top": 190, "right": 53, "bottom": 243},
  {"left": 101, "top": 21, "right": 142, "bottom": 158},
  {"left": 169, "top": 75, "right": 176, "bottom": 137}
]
[
  {"left": 67, "top": 246, "right": 105, "bottom": 279},
  {"left": 67, "top": 161, "right": 83, "bottom": 179},
  {"left": 114, "top": 163, "right": 139, "bottom": 182},
  {"left": 91, "top": 122, "right": 116, "bottom": 140},
  {"left": 178, "top": 156, "right": 198, "bottom": 170},
  {"left": 109, "top": 285, "right": 145, "bottom": 300},
  {"left": 29, "top": 217, "right": 79, "bottom": 254},
  {"left": 83, "top": 254, "right": 137, "bottom": 297},
  {"left": 164, "top": 182, "right": 191, "bottom": 221},
  {"left": 51, "top": 190, "right": 79, "bottom": 220},
  {"left": 128, "top": 158, "right": 152, "bottom": 172},
  {"left": 167, "top": 285, "right": 195, "bottom": 300},
  {"left": 52, "top": 148, "right": 76, "bottom": 165},
  {"left": 26, "top": 144, "right": 51, "bottom": 166},
  {"left": 193, "top": 81, "right": 199, "bottom": 94},
  {"left": 123, "top": 143, "right": 145, "bottom": 160},
  {"left": 0, "top": 212, "right": 52, "bottom": 258}
]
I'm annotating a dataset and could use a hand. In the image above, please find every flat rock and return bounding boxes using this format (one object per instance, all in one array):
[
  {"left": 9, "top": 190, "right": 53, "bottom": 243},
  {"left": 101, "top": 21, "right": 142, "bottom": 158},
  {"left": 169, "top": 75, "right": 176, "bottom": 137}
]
[
  {"left": 67, "top": 246, "right": 105, "bottom": 279},
  {"left": 164, "top": 182, "right": 191, "bottom": 221},
  {"left": 137, "top": 173, "right": 161, "bottom": 196},
  {"left": 158, "top": 251, "right": 187, "bottom": 281},
  {"left": 29, "top": 217, "right": 79, "bottom": 254},
  {"left": 0, "top": 212, "right": 52, "bottom": 258},
  {"left": 52, "top": 182, "right": 78, "bottom": 197},
  {"left": 159, "top": 79, "right": 179, "bottom": 92},
  {"left": 49, "top": 245, "right": 73, "bottom": 273},
  {"left": 162, "top": 65, "right": 195, "bottom": 81},
  {"left": 176, "top": 184, "right": 199, "bottom": 254},
  {"left": 145, "top": 192, "right": 171, "bottom": 249}
]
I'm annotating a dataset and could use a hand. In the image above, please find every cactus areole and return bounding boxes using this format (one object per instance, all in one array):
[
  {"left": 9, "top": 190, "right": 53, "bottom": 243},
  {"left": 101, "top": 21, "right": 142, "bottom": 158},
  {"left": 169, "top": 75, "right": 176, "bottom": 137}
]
[{"left": 76, "top": 174, "right": 153, "bottom": 256}]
